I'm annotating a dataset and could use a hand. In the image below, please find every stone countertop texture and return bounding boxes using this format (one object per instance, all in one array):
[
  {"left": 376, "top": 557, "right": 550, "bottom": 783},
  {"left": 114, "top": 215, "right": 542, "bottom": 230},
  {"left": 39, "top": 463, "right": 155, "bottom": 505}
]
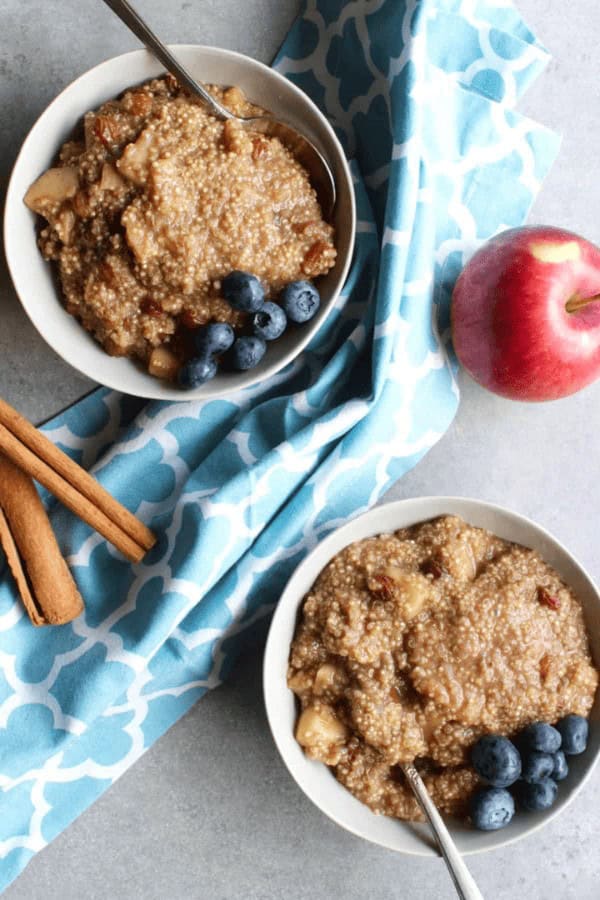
[{"left": 1, "top": 0, "right": 599, "bottom": 897}]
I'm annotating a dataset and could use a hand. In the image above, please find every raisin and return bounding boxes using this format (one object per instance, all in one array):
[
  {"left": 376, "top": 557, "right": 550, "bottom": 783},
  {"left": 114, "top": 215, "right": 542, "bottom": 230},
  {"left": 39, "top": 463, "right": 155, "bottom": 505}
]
[
  {"left": 370, "top": 574, "right": 395, "bottom": 601},
  {"left": 128, "top": 91, "right": 153, "bottom": 117},
  {"left": 420, "top": 558, "right": 444, "bottom": 579},
  {"left": 98, "top": 260, "right": 116, "bottom": 287},
  {"left": 539, "top": 653, "right": 552, "bottom": 680},
  {"left": 292, "top": 220, "right": 319, "bottom": 234},
  {"left": 302, "top": 240, "right": 336, "bottom": 276},
  {"left": 179, "top": 309, "right": 200, "bottom": 329},
  {"left": 72, "top": 189, "right": 91, "bottom": 218},
  {"left": 251, "top": 137, "right": 269, "bottom": 160},
  {"left": 94, "top": 114, "right": 122, "bottom": 148},
  {"left": 537, "top": 587, "right": 561, "bottom": 610},
  {"left": 141, "top": 297, "right": 163, "bottom": 317}
]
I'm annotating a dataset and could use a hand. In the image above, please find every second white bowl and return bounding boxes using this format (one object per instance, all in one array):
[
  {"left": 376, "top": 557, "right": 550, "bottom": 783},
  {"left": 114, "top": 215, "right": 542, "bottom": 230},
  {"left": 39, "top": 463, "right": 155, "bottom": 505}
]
[{"left": 263, "top": 496, "right": 600, "bottom": 856}]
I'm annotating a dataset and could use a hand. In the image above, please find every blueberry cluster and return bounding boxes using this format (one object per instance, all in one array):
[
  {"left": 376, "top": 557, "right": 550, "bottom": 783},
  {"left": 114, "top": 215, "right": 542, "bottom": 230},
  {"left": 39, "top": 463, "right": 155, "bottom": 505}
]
[
  {"left": 178, "top": 271, "right": 321, "bottom": 388},
  {"left": 469, "top": 715, "right": 589, "bottom": 831}
]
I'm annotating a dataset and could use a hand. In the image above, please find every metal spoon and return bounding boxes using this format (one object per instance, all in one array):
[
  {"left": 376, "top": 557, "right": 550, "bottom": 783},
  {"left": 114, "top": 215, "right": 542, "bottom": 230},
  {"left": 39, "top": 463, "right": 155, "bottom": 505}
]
[
  {"left": 101, "top": 0, "right": 336, "bottom": 219},
  {"left": 402, "top": 763, "right": 484, "bottom": 900}
]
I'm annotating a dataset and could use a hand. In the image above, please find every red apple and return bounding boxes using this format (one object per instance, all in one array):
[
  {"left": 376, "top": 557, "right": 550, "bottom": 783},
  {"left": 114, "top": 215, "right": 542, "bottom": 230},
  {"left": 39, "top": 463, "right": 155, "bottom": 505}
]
[{"left": 451, "top": 225, "right": 600, "bottom": 401}]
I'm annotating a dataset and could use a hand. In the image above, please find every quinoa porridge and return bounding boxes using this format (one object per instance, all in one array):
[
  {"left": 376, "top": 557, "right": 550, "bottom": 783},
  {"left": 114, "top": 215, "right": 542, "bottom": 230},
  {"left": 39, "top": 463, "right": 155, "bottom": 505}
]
[
  {"left": 287, "top": 515, "right": 598, "bottom": 821},
  {"left": 24, "top": 76, "right": 336, "bottom": 378}
]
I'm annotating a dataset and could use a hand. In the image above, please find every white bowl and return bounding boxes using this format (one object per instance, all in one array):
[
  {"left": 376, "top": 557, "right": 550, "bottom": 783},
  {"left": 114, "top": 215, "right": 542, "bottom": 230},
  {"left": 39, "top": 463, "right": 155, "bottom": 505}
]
[
  {"left": 263, "top": 496, "right": 600, "bottom": 856},
  {"left": 4, "top": 46, "right": 355, "bottom": 401}
]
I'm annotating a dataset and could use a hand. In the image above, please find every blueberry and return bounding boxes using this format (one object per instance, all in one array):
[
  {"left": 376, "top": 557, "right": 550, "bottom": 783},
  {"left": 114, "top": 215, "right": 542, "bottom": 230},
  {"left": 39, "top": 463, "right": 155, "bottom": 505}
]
[
  {"left": 193, "top": 322, "right": 235, "bottom": 356},
  {"left": 471, "top": 735, "right": 521, "bottom": 788},
  {"left": 470, "top": 788, "right": 515, "bottom": 831},
  {"left": 252, "top": 302, "right": 287, "bottom": 341},
  {"left": 178, "top": 355, "right": 217, "bottom": 388},
  {"left": 552, "top": 751, "right": 569, "bottom": 781},
  {"left": 556, "top": 715, "right": 589, "bottom": 755},
  {"left": 229, "top": 336, "right": 267, "bottom": 371},
  {"left": 521, "top": 751, "right": 554, "bottom": 784},
  {"left": 222, "top": 271, "right": 265, "bottom": 313},
  {"left": 280, "top": 280, "right": 321, "bottom": 324},
  {"left": 518, "top": 722, "right": 562, "bottom": 754},
  {"left": 518, "top": 777, "right": 558, "bottom": 812}
]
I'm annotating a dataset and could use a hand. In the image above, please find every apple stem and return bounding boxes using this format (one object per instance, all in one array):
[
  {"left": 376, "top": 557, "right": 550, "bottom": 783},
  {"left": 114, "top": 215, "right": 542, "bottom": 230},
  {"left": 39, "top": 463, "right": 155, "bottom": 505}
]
[{"left": 565, "top": 293, "right": 600, "bottom": 313}]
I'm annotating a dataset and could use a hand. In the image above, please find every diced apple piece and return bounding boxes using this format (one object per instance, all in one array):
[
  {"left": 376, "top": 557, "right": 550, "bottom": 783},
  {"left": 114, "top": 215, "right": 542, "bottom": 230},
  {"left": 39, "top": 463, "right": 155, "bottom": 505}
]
[
  {"left": 384, "top": 565, "right": 406, "bottom": 582},
  {"left": 122, "top": 206, "right": 159, "bottom": 264},
  {"left": 222, "top": 86, "right": 247, "bottom": 114},
  {"left": 313, "top": 663, "right": 345, "bottom": 695},
  {"left": 54, "top": 208, "right": 76, "bottom": 245},
  {"left": 99, "top": 162, "right": 126, "bottom": 193},
  {"left": 117, "top": 128, "right": 155, "bottom": 185},
  {"left": 287, "top": 669, "right": 315, "bottom": 695},
  {"left": 438, "top": 539, "right": 477, "bottom": 581},
  {"left": 384, "top": 567, "right": 431, "bottom": 620},
  {"left": 24, "top": 167, "right": 79, "bottom": 215},
  {"left": 295, "top": 705, "right": 347, "bottom": 749},
  {"left": 148, "top": 346, "right": 180, "bottom": 381}
]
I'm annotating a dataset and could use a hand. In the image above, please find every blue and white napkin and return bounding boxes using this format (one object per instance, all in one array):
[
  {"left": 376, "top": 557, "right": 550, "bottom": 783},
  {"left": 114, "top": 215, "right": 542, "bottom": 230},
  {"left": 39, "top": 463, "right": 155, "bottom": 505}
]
[{"left": 0, "top": 0, "right": 559, "bottom": 890}]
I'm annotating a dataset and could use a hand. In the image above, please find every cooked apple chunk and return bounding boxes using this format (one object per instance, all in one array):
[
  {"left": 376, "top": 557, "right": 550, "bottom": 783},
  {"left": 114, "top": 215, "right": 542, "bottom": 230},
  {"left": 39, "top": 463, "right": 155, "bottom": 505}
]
[
  {"left": 296, "top": 704, "right": 347, "bottom": 764},
  {"left": 147, "top": 346, "right": 180, "bottom": 381},
  {"left": 24, "top": 167, "right": 79, "bottom": 216}
]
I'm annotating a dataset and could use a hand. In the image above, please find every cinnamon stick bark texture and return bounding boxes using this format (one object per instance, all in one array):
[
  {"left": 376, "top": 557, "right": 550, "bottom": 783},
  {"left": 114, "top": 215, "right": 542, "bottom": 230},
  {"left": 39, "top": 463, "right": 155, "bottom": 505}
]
[
  {"left": 0, "top": 454, "right": 84, "bottom": 625},
  {"left": 0, "top": 399, "right": 155, "bottom": 563}
]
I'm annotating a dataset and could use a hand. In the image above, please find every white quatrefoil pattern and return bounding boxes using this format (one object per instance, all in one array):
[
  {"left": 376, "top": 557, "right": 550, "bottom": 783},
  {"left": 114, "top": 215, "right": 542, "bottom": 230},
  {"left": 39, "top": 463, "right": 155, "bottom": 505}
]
[{"left": 0, "top": 0, "right": 559, "bottom": 890}]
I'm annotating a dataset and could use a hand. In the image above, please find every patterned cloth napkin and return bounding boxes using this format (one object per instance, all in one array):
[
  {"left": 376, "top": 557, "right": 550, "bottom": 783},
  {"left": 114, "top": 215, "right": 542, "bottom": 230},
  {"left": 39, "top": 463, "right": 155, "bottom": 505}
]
[{"left": 0, "top": 0, "right": 559, "bottom": 891}]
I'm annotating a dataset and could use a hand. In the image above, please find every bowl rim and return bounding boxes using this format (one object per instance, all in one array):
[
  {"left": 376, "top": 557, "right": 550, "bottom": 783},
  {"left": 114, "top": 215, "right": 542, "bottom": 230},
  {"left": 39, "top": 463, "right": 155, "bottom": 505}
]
[
  {"left": 263, "top": 495, "right": 600, "bottom": 857},
  {"left": 4, "top": 44, "right": 356, "bottom": 401}
]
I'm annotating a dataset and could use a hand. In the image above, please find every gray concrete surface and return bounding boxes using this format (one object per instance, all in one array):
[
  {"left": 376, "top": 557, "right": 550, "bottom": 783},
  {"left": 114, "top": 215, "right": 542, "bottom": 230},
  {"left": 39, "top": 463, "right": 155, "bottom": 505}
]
[{"left": 1, "top": 1, "right": 599, "bottom": 898}]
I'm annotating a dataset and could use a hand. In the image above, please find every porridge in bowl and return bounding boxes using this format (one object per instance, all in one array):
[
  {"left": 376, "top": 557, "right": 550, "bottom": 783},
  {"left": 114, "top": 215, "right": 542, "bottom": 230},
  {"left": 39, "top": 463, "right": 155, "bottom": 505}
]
[
  {"left": 24, "top": 76, "right": 336, "bottom": 383},
  {"left": 288, "top": 515, "right": 598, "bottom": 823}
]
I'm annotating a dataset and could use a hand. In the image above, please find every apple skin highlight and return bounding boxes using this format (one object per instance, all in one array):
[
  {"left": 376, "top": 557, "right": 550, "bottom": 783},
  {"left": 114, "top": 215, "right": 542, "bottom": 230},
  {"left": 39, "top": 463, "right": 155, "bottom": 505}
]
[{"left": 451, "top": 225, "right": 600, "bottom": 401}]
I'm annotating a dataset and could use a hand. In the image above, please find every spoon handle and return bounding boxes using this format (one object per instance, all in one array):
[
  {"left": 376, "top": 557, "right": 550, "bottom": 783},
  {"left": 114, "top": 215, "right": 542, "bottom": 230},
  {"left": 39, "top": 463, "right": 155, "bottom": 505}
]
[
  {"left": 402, "top": 764, "right": 484, "bottom": 900},
  {"left": 101, "top": 0, "right": 233, "bottom": 119}
]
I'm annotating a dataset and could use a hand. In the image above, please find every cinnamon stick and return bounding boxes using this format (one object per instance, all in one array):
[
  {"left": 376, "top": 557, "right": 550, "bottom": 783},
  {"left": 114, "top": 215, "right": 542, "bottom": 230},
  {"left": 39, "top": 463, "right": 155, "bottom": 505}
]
[
  {"left": 0, "top": 454, "right": 83, "bottom": 625},
  {"left": 0, "top": 398, "right": 155, "bottom": 553},
  {"left": 0, "top": 423, "right": 149, "bottom": 563}
]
